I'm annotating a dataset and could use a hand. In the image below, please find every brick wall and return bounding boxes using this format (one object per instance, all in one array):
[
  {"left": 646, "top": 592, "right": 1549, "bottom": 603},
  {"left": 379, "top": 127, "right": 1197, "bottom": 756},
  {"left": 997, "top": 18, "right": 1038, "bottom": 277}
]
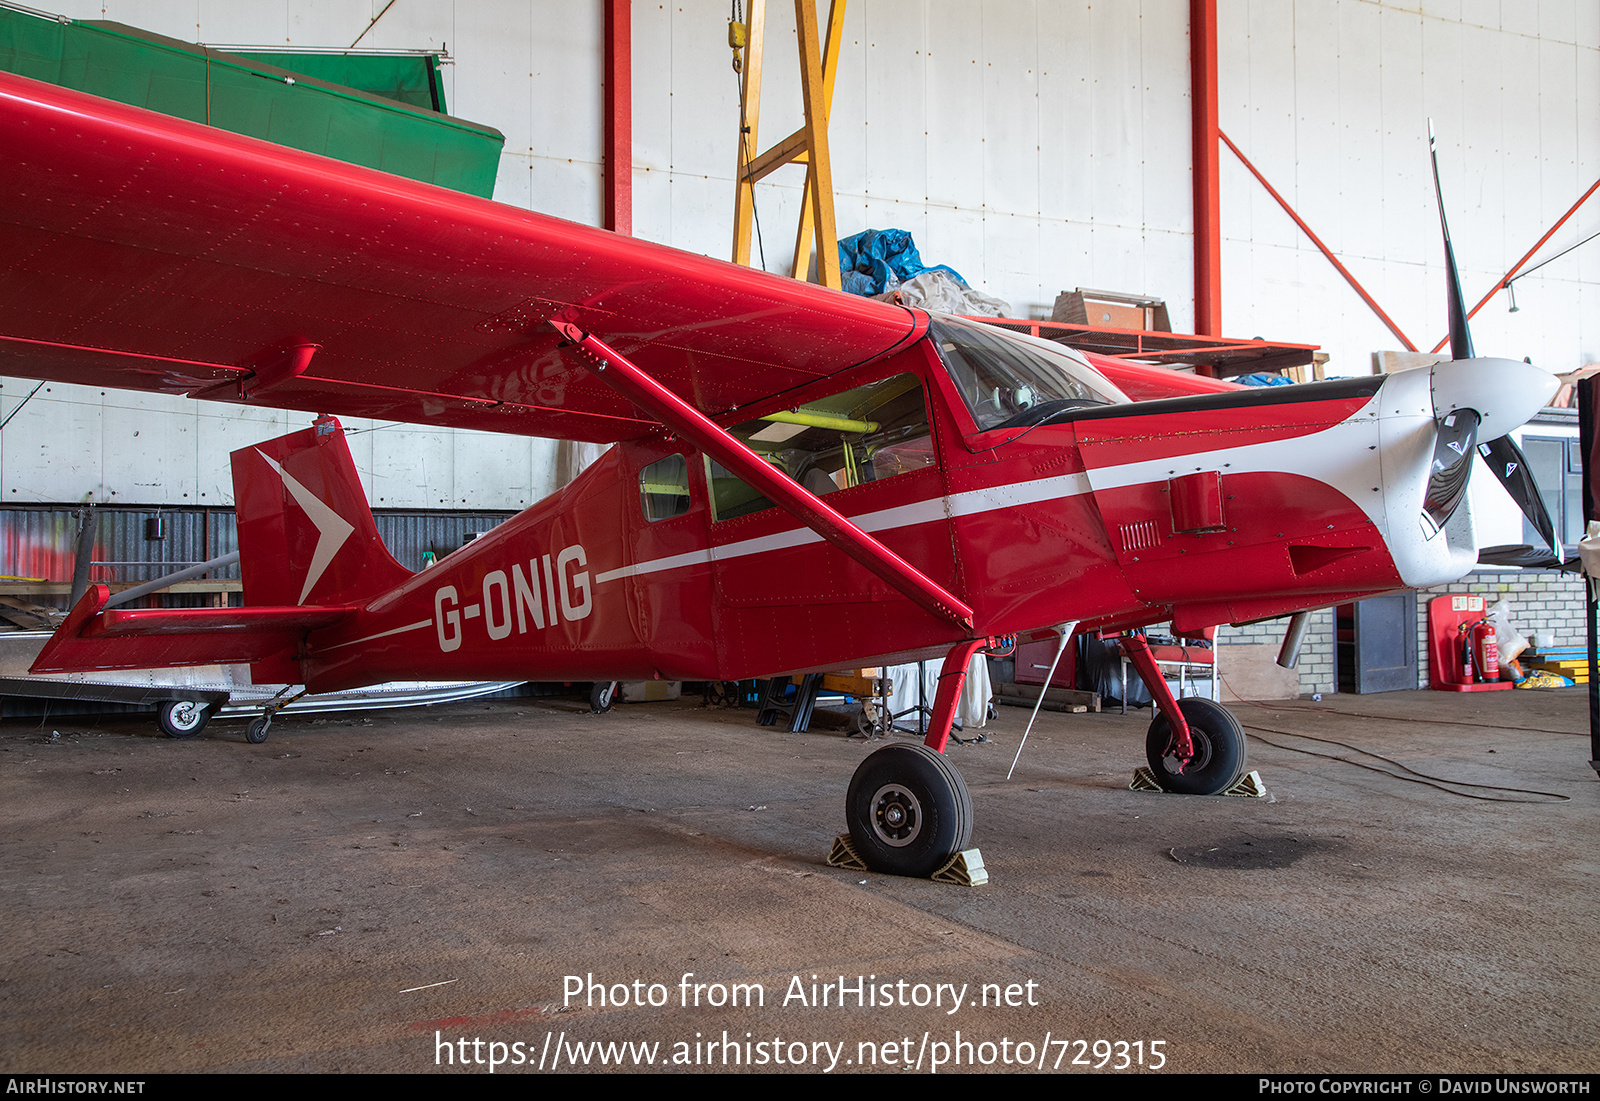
[
  {"left": 1206, "top": 568, "right": 1585, "bottom": 697},
  {"left": 1215, "top": 608, "right": 1336, "bottom": 697},
  {"left": 1410, "top": 569, "right": 1587, "bottom": 688}
]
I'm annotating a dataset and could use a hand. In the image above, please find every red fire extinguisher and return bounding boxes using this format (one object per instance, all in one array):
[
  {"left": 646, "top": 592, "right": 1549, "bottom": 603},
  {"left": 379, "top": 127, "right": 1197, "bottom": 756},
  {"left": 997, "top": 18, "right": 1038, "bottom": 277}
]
[
  {"left": 1454, "top": 624, "right": 1475, "bottom": 685},
  {"left": 1472, "top": 619, "right": 1499, "bottom": 683}
]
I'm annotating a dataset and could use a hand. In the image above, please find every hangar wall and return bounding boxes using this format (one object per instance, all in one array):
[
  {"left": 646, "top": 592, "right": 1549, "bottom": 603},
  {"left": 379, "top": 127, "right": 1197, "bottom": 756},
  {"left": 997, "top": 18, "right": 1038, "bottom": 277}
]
[
  {"left": 2, "top": 1, "right": 1595, "bottom": 526},
  {"left": 0, "top": 385, "right": 564, "bottom": 510}
]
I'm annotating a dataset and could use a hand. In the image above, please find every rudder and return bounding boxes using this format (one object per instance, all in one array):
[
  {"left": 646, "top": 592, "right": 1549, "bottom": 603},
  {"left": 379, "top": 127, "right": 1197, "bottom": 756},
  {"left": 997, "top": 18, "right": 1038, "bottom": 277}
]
[{"left": 231, "top": 415, "right": 412, "bottom": 608}]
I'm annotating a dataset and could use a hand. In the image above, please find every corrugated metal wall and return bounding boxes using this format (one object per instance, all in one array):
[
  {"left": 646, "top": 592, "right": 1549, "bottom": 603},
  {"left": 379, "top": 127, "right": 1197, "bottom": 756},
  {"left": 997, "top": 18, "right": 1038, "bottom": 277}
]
[
  {"left": 374, "top": 511, "right": 515, "bottom": 568},
  {"left": 0, "top": 505, "right": 512, "bottom": 608},
  {"left": 0, "top": 507, "right": 236, "bottom": 586}
]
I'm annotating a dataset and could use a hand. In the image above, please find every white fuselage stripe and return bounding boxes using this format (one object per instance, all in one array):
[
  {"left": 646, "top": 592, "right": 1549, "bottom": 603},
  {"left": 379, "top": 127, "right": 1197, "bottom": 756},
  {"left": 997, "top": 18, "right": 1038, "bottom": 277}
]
[
  {"left": 590, "top": 382, "right": 1470, "bottom": 589},
  {"left": 324, "top": 618, "right": 433, "bottom": 650},
  {"left": 592, "top": 471, "right": 1096, "bottom": 585}
]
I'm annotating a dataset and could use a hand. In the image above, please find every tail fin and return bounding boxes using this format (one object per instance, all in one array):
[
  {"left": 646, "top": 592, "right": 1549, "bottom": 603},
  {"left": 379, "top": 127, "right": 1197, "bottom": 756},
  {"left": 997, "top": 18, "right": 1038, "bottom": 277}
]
[
  {"left": 29, "top": 416, "right": 394, "bottom": 678},
  {"left": 231, "top": 415, "right": 412, "bottom": 607}
]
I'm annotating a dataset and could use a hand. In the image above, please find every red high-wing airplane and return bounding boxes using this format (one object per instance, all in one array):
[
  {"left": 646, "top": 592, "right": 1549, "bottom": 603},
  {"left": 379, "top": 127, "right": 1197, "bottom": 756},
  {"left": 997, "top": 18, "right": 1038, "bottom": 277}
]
[{"left": 1, "top": 73, "right": 1559, "bottom": 877}]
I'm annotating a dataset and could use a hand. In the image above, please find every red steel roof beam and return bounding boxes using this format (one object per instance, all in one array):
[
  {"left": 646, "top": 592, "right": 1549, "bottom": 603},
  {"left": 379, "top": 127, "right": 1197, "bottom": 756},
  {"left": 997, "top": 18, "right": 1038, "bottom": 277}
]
[
  {"left": 1427, "top": 175, "right": 1600, "bottom": 354},
  {"left": 1219, "top": 129, "right": 1418, "bottom": 353},
  {"left": 604, "top": 0, "right": 632, "bottom": 236},
  {"left": 1190, "top": 0, "right": 1222, "bottom": 373}
]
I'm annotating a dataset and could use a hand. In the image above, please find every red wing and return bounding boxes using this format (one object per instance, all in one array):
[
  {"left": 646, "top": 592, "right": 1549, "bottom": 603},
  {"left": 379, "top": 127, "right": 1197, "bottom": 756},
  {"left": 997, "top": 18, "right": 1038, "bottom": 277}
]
[
  {"left": 0, "top": 73, "right": 922, "bottom": 442},
  {"left": 1082, "top": 352, "right": 1245, "bottom": 401}
]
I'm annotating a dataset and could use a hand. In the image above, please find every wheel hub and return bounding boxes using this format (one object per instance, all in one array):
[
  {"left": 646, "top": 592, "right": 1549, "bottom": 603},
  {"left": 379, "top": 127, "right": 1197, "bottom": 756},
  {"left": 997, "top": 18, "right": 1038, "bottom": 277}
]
[
  {"left": 869, "top": 783, "right": 923, "bottom": 848},
  {"left": 1160, "top": 728, "right": 1211, "bottom": 775}
]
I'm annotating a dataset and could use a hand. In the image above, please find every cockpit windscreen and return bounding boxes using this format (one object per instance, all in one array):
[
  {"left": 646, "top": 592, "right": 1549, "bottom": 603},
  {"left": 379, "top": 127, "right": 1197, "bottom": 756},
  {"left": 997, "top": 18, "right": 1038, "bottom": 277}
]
[{"left": 930, "top": 316, "right": 1129, "bottom": 432}]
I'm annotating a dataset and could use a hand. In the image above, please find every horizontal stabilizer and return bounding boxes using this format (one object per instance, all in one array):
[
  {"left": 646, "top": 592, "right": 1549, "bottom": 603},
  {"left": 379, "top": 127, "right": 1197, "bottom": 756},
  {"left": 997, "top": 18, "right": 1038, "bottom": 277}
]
[{"left": 30, "top": 584, "right": 354, "bottom": 674}]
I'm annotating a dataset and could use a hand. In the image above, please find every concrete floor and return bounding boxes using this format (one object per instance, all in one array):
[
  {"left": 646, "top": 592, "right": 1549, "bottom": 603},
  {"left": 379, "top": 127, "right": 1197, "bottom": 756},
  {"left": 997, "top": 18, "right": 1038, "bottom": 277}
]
[{"left": 1, "top": 687, "right": 1595, "bottom": 1074}]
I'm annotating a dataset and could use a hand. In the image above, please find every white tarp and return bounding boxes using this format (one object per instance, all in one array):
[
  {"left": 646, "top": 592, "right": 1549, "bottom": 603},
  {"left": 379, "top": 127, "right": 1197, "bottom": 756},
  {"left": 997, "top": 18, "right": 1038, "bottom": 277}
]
[
  {"left": 880, "top": 269, "right": 1013, "bottom": 318},
  {"left": 885, "top": 652, "right": 991, "bottom": 733}
]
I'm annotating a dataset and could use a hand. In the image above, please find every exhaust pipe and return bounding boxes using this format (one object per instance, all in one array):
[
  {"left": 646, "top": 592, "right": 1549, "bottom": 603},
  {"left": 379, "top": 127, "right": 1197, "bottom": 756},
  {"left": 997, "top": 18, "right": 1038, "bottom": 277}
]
[{"left": 1277, "top": 611, "right": 1311, "bottom": 669}]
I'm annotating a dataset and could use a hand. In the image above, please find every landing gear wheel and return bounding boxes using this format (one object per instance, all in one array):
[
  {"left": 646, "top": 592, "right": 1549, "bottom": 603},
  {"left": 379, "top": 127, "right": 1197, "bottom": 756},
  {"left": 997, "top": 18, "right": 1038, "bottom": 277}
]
[
  {"left": 157, "top": 700, "right": 209, "bottom": 739},
  {"left": 845, "top": 744, "right": 973, "bottom": 877},
  {"left": 590, "top": 681, "right": 617, "bottom": 713},
  {"left": 1145, "top": 697, "right": 1247, "bottom": 795},
  {"left": 245, "top": 718, "right": 271, "bottom": 744}
]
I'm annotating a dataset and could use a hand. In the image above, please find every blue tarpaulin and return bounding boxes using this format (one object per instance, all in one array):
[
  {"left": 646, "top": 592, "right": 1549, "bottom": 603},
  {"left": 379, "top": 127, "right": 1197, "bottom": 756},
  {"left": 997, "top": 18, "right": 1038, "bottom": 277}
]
[{"left": 838, "top": 228, "right": 966, "bottom": 297}]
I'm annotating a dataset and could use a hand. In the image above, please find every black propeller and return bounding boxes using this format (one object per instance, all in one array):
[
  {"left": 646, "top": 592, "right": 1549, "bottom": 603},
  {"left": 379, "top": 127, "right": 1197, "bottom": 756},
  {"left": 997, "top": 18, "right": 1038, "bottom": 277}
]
[
  {"left": 1427, "top": 121, "right": 1559, "bottom": 554},
  {"left": 1479, "top": 435, "right": 1558, "bottom": 552},
  {"left": 1424, "top": 407, "right": 1480, "bottom": 534}
]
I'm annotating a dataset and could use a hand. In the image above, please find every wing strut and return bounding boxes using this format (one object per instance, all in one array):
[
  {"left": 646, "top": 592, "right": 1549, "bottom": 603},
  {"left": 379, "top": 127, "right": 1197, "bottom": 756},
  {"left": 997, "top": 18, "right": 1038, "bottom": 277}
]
[{"left": 552, "top": 321, "right": 974, "bottom": 628}]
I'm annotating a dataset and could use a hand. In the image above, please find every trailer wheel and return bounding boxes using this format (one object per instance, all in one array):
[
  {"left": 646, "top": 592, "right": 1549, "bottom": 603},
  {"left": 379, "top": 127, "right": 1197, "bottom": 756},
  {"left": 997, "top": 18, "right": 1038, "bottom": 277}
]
[
  {"left": 245, "top": 718, "right": 271, "bottom": 744},
  {"left": 845, "top": 743, "right": 972, "bottom": 878},
  {"left": 157, "top": 700, "right": 209, "bottom": 739},
  {"left": 590, "top": 681, "right": 617, "bottom": 713},
  {"left": 1145, "top": 697, "right": 1247, "bottom": 795}
]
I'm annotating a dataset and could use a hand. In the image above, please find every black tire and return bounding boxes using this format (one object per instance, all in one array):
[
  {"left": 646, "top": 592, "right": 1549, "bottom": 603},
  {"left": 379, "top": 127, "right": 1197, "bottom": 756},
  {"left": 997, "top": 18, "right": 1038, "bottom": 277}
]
[
  {"left": 1145, "top": 697, "right": 1247, "bottom": 795},
  {"left": 245, "top": 718, "right": 270, "bottom": 744},
  {"left": 157, "top": 700, "right": 209, "bottom": 739},
  {"left": 590, "top": 681, "right": 617, "bottom": 713},
  {"left": 845, "top": 743, "right": 973, "bottom": 877}
]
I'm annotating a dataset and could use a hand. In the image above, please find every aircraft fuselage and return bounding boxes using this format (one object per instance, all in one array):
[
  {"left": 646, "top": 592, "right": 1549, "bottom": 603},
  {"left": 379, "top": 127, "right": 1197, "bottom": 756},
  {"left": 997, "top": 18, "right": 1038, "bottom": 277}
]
[{"left": 294, "top": 321, "right": 1541, "bottom": 694}]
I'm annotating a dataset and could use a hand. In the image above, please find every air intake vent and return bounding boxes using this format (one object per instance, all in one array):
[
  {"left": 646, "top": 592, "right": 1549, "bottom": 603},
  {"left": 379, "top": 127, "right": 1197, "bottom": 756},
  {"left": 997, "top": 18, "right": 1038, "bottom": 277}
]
[{"left": 1120, "top": 519, "right": 1161, "bottom": 550}]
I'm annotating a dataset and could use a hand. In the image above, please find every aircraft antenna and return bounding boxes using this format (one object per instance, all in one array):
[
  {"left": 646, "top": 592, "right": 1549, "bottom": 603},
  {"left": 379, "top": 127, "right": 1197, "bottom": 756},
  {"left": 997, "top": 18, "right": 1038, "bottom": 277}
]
[{"left": 1008, "top": 622, "right": 1077, "bottom": 780}]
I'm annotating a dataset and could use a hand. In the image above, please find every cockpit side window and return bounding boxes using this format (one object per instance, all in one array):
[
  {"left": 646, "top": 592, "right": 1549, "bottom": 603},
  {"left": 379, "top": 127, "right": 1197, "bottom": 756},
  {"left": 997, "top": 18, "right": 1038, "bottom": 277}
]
[
  {"left": 929, "top": 316, "right": 1128, "bottom": 431},
  {"left": 707, "top": 373, "right": 933, "bottom": 522},
  {"left": 639, "top": 453, "right": 692, "bottom": 521}
]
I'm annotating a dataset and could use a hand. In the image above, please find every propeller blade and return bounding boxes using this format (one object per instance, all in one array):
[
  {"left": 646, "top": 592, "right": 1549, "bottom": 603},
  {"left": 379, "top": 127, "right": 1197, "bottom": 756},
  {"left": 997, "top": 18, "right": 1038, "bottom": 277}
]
[
  {"left": 1478, "top": 434, "right": 1559, "bottom": 553},
  {"left": 1427, "top": 119, "right": 1475, "bottom": 362},
  {"left": 1426, "top": 124, "right": 1560, "bottom": 554},
  {"left": 1423, "top": 407, "right": 1480, "bottom": 533}
]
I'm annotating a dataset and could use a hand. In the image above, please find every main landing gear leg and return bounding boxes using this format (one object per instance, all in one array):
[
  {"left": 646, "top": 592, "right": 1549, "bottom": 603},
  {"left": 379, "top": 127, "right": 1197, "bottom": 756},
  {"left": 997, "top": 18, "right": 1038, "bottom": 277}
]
[
  {"left": 843, "top": 639, "right": 986, "bottom": 878},
  {"left": 1120, "top": 631, "right": 1246, "bottom": 795},
  {"left": 246, "top": 687, "right": 310, "bottom": 745}
]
